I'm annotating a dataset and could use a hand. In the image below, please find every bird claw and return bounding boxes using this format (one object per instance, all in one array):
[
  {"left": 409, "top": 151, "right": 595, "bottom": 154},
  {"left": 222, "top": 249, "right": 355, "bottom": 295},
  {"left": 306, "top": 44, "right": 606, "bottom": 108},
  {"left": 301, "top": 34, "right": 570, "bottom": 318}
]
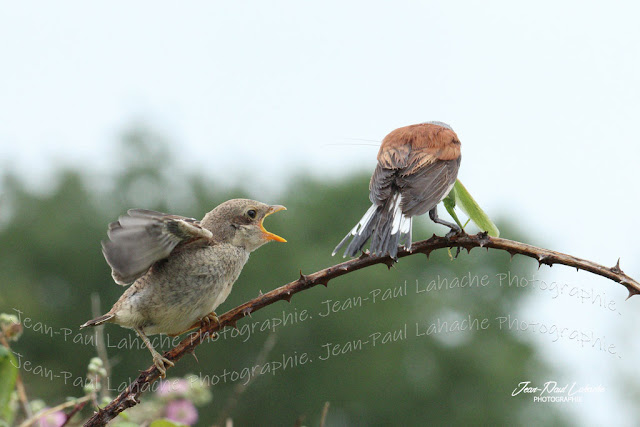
[
  {"left": 200, "top": 312, "right": 221, "bottom": 329},
  {"left": 152, "top": 354, "right": 175, "bottom": 378},
  {"left": 445, "top": 229, "right": 460, "bottom": 239}
]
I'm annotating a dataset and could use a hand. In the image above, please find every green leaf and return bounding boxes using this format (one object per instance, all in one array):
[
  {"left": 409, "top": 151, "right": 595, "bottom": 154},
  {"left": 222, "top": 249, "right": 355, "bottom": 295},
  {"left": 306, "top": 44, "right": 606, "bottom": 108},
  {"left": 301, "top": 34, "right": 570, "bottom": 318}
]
[
  {"left": 448, "top": 179, "right": 500, "bottom": 237},
  {"left": 0, "top": 345, "right": 18, "bottom": 424},
  {"left": 443, "top": 191, "right": 464, "bottom": 230}
]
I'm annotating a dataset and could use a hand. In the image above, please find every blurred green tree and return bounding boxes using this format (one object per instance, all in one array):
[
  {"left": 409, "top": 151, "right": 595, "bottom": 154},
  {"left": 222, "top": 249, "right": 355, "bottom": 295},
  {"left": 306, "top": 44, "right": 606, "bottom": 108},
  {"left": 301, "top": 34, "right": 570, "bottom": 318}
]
[{"left": 0, "top": 126, "right": 566, "bottom": 426}]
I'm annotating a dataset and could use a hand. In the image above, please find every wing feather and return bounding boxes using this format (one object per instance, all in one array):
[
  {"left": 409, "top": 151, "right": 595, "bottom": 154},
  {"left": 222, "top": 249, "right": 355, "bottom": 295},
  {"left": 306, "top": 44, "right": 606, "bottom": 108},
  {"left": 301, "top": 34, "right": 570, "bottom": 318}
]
[{"left": 102, "top": 210, "right": 213, "bottom": 285}]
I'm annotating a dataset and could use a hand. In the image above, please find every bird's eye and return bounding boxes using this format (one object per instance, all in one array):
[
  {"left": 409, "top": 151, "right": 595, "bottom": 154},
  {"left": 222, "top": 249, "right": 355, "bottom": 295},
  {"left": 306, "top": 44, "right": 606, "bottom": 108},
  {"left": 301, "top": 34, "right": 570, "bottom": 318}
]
[{"left": 247, "top": 209, "right": 257, "bottom": 219}]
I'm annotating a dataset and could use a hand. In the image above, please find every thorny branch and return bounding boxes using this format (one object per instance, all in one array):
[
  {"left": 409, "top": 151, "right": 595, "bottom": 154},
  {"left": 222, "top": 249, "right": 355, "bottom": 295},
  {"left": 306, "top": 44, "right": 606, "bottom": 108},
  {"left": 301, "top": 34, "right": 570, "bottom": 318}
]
[{"left": 84, "top": 232, "right": 640, "bottom": 426}]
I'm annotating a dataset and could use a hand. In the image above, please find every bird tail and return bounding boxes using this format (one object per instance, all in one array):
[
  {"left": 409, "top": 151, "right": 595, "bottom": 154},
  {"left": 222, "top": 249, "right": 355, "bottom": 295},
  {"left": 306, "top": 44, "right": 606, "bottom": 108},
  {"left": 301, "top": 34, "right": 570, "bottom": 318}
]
[
  {"left": 80, "top": 314, "right": 115, "bottom": 329},
  {"left": 333, "top": 193, "right": 412, "bottom": 259}
]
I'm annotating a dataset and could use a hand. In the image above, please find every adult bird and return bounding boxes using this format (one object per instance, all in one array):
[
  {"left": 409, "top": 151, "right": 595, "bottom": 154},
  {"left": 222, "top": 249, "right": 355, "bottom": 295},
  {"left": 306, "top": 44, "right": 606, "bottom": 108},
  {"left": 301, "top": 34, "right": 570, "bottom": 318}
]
[
  {"left": 81, "top": 199, "right": 287, "bottom": 377},
  {"left": 333, "top": 121, "right": 461, "bottom": 259}
]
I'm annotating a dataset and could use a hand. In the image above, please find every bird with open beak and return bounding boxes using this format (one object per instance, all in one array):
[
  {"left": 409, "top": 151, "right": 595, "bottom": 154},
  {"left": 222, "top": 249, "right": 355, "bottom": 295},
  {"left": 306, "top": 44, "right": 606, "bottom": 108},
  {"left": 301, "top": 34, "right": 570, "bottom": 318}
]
[
  {"left": 333, "top": 121, "right": 461, "bottom": 259},
  {"left": 81, "top": 199, "right": 286, "bottom": 377}
]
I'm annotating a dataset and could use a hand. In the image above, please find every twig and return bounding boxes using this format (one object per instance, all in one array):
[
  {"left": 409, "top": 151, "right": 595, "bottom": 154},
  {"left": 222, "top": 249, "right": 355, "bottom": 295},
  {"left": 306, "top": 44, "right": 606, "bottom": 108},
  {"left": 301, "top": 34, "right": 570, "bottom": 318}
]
[
  {"left": 20, "top": 395, "right": 92, "bottom": 427},
  {"left": 61, "top": 400, "right": 89, "bottom": 427},
  {"left": 319, "top": 402, "right": 330, "bottom": 427},
  {"left": 91, "top": 293, "right": 112, "bottom": 401},
  {"left": 84, "top": 232, "right": 640, "bottom": 426}
]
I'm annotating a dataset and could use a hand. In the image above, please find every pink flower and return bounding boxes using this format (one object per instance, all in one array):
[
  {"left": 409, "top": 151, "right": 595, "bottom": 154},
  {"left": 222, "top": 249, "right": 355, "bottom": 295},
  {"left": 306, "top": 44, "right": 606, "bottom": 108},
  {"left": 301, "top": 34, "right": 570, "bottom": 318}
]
[
  {"left": 38, "top": 410, "right": 66, "bottom": 427},
  {"left": 157, "top": 379, "right": 190, "bottom": 397},
  {"left": 166, "top": 399, "right": 198, "bottom": 426}
]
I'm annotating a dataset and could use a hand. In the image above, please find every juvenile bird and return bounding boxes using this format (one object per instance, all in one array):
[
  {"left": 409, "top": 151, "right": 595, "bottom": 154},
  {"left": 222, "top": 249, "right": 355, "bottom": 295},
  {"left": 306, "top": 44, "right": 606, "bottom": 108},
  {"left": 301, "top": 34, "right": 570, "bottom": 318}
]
[
  {"left": 81, "top": 199, "right": 286, "bottom": 377},
  {"left": 333, "top": 121, "right": 461, "bottom": 259}
]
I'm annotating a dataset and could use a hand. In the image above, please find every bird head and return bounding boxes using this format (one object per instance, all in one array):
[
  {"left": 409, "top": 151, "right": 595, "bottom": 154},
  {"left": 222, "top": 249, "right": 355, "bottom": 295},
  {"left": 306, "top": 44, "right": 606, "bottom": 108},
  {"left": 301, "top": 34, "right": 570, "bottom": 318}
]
[{"left": 202, "top": 199, "right": 287, "bottom": 252}]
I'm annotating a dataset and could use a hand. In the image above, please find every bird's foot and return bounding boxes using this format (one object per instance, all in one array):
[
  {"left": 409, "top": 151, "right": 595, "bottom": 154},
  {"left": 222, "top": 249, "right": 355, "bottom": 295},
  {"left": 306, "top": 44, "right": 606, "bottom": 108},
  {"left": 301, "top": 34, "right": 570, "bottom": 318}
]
[
  {"left": 152, "top": 352, "right": 174, "bottom": 378},
  {"left": 200, "top": 312, "right": 221, "bottom": 329},
  {"left": 445, "top": 227, "right": 464, "bottom": 239}
]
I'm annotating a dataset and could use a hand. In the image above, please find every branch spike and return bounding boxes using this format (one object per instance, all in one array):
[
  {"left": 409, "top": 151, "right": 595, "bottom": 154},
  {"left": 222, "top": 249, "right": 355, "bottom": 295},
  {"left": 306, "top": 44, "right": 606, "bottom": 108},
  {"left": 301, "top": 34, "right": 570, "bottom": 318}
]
[
  {"left": 383, "top": 258, "right": 395, "bottom": 270},
  {"left": 477, "top": 231, "right": 490, "bottom": 248},
  {"left": 611, "top": 258, "right": 623, "bottom": 274},
  {"left": 299, "top": 271, "right": 309, "bottom": 283},
  {"left": 537, "top": 254, "right": 552, "bottom": 268},
  {"left": 283, "top": 291, "right": 293, "bottom": 302}
]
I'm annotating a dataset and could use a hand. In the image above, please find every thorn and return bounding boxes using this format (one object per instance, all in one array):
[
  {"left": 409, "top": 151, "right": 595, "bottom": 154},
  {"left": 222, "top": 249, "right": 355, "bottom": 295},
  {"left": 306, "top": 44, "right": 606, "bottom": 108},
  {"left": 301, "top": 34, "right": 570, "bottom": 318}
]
[
  {"left": 465, "top": 246, "right": 472, "bottom": 254},
  {"left": 339, "top": 265, "right": 349, "bottom": 271},
  {"left": 258, "top": 290, "right": 264, "bottom": 296},
  {"left": 383, "top": 258, "right": 395, "bottom": 270},
  {"left": 299, "top": 271, "right": 309, "bottom": 283},
  {"left": 537, "top": 254, "right": 552, "bottom": 268},
  {"left": 283, "top": 291, "right": 293, "bottom": 302},
  {"left": 611, "top": 258, "right": 623, "bottom": 274},
  {"left": 319, "top": 279, "right": 329, "bottom": 287},
  {"left": 358, "top": 250, "right": 370, "bottom": 260},
  {"left": 507, "top": 250, "right": 516, "bottom": 261},
  {"left": 228, "top": 320, "right": 238, "bottom": 329},
  {"left": 477, "top": 232, "right": 490, "bottom": 248},
  {"left": 126, "top": 394, "right": 139, "bottom": 404},
  {"left": 424, "top": 249, "right": 432, "bottom": 259}
]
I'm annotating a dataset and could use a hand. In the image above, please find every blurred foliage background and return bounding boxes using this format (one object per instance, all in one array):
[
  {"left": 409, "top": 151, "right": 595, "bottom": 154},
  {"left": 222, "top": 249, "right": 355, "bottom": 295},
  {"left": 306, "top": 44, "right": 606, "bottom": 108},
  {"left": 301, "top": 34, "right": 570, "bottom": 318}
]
[{"left": 0, "top": 127, "right": 568, "bottom": 426}]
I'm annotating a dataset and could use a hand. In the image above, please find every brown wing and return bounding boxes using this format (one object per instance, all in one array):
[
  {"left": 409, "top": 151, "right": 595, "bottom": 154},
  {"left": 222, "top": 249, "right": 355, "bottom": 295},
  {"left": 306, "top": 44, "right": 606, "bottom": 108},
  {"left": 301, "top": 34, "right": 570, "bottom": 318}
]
[
  {"left": 101, "top": 209, "right": 213, "bottom": 285},
  {"left": 397, "top": 157, "right": 460, "bottom": 216}
]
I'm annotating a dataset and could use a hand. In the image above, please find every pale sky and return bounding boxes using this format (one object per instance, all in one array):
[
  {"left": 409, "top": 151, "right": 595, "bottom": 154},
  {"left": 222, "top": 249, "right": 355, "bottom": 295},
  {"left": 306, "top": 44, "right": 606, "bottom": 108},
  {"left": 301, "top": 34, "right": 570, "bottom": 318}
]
[{"left": 1, "top": 2, "right": 639, "bottom": 425}]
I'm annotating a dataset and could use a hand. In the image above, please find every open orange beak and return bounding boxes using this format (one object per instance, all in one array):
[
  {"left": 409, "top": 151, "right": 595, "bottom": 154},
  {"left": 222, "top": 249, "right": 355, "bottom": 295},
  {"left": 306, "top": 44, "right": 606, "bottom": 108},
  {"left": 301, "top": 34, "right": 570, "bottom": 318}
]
[{"left": 260, "top": 205, "right": 287, "bottom": 242}]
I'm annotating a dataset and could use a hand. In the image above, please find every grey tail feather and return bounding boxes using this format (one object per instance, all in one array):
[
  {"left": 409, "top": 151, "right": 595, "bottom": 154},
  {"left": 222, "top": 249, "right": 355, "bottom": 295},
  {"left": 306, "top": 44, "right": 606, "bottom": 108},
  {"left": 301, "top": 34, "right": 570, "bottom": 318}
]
[
  {"left": 333, "top": 193, "right": 413, "bottom": 259},
  {"left": 80, "top": 314, "right": 114, "bottom": 329},
  {"left": 369, "top": 196, "right": 400, "bottom": 258},
  {"left": 332, "top": 204, "right": 380, "bottom": 258}
]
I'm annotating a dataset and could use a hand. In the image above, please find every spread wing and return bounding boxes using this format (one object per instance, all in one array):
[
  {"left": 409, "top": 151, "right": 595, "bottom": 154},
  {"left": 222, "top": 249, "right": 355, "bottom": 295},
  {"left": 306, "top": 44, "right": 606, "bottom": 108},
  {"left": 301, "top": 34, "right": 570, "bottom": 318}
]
[{"left": 101, "top": 209, "right": 213, "bottom": 285}]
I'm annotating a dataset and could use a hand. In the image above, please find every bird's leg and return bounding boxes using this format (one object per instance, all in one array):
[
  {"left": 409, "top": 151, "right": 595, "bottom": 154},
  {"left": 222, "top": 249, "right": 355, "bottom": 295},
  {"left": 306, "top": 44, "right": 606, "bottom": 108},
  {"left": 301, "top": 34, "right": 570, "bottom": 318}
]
[
  {"left": 135, "top": 327, "right": 174, "bottom": 378},
  {"left": 429, "top": 206, "right": 462, "bottom": 238}
]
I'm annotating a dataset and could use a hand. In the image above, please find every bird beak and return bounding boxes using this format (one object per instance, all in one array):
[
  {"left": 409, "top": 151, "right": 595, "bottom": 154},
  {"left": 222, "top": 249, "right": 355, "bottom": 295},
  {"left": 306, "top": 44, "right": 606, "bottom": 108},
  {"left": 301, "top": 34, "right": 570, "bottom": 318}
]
[{"left": 260, "top": 205, "right": 287, "bottom": 242}]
